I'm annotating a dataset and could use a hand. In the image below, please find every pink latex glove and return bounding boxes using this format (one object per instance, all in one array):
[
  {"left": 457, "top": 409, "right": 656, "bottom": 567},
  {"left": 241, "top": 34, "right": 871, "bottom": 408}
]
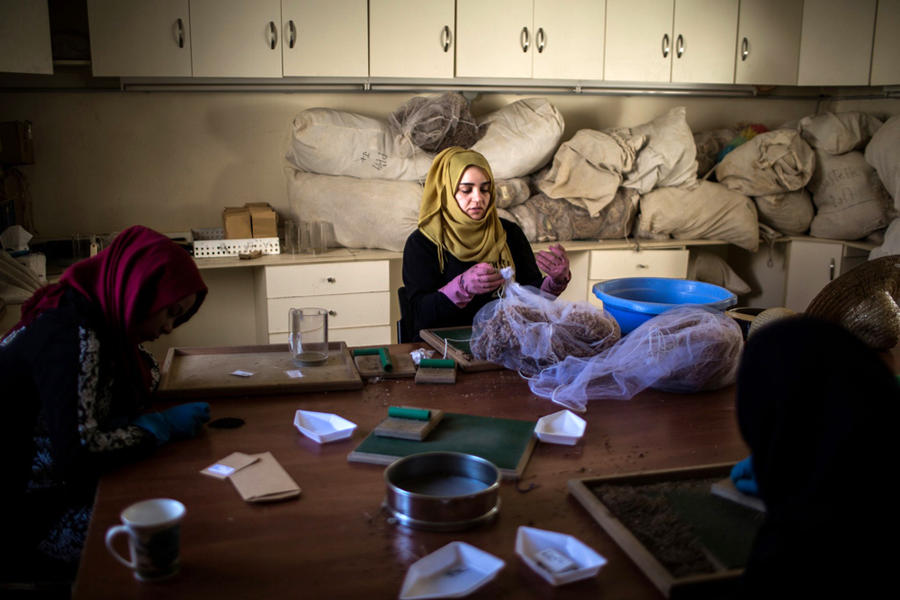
[
  {"left": 460, "top": 262, "right": 504, "bottom": 295},
  {"left": 536, "top": 244, "right": 571, "bottom": 285}
]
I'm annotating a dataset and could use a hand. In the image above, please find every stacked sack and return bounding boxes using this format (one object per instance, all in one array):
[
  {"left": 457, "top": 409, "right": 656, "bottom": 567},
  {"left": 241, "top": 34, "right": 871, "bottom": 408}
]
[{"left": 283, "top": 95, "right": 564, "bottom": 252}]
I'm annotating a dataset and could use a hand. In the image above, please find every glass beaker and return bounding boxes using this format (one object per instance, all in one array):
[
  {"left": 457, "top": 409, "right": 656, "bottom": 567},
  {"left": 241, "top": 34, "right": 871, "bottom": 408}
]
[{"left": 289, "top": 307, "right": 329, "bottom": 365}]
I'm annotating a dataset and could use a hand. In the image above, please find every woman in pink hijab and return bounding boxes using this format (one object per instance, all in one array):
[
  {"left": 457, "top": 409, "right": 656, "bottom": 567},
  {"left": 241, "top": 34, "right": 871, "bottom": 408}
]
[{"left": 1, "top": 225, "right": 210, "bottom": 583}]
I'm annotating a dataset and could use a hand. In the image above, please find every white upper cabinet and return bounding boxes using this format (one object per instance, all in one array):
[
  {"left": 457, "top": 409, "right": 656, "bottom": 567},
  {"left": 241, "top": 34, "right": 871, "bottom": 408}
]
[
  {"left": 456, "top": 0, "right": 533, "bottom": 78},
  {"left": 734, "top": 0, "right": 802, "bottom": 86},
  {"left": 532, "top": 0, "right": 606, "bottom": 80},
  {"left": 87, "top": 0, "right": 191, "bottom": 77},
  {"left": 871, "top": 0, "right": 900, "bottom": 85},
  {"left": 457, "top": 0, "right": 605, "bottom": 79},
  {"left": 0, "top": 0, "right": 53, "bottom": 75},
  {"left": 798, "top": 0, "right": 876, "bottom": 86},
  {"left": 369, "top": 0, "right": 455, "bottom": 78},
  {"left": 190, "top": 0, "right": 282, "bottom": 78},
  {"left": 605, "top": 0, "right": 737, "bottom": 84},
  {"left": 282, "top": 0, "right": 367, "bottom": 77}
]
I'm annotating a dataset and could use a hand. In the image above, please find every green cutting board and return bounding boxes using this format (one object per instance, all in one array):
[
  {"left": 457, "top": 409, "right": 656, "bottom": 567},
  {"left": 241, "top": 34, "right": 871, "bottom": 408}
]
[{"left": 348, "top": 413, "right": 536, "bottom": 479}]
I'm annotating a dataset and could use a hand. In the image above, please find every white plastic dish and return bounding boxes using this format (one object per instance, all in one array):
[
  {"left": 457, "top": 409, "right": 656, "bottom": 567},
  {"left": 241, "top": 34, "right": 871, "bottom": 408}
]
[
  {"left": 515, "top": 526, "right": 607, "bottom": 586},
  {"left": 293, "top": 410, "right": 357, "bottom": 444},
  {"left": 534, "top": 409, "right": 587, "bottom": 445},
  {"left": 399, "top": 541, "right": 505, "bottom": 599}
]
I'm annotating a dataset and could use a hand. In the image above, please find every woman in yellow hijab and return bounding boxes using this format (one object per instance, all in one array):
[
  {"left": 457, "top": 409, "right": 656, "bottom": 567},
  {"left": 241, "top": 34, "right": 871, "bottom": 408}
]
[{"left": 402, "top": 147, "right": 570, "bottom": 340}]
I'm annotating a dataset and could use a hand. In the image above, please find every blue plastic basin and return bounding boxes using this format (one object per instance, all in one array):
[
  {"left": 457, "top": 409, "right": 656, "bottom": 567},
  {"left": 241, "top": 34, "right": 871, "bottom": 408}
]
[{"left": 593, "top": 277, "right": 738, "bottom": 334}]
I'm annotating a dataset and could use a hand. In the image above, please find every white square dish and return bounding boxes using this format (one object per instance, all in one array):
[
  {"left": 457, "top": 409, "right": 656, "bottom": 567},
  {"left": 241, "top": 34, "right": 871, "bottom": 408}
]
[
  {"left": 534, "top": 409, "right": 587, "bottom": 445},
  {"left": 293, "top": 410, "right": 357, "bottom": 444},
  {"left": 515, "top": 526, "right": 607, "bottom": 586},
  {"left": 399, "top": 541, "right": 505, "bottom": 599}
]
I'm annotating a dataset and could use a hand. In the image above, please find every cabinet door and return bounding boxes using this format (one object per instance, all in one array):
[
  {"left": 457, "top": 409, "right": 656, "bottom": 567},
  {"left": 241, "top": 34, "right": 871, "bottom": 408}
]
[
  {"left": 0, "top": 0, "right": 53, "bottom": 74},
  {"left": 798, "top": 0, "right": 876, "bottom": 86},
  {"left": 456, "top": 0, "right": 533, "bottom": 78},
  {"left": 282, "top": 0, "right": 367, "bottom": 77},
  {"left": 784, "top": 240, "right": 842, "bottom": 312},
  {"left": 871, "top": 0, "right": 900, "bottom": 85},
  {"left": 87, "top": 0, "right": 191, "bottom": 77},
  {"left": 191, "top": 0, "right": 282, "bottom": 78},
  {"left": 532, "top": 0, "right": 605, "bottom": 80},
  {"left": 605, "top": 0, "right": 674, "bottom": 82},
  {"left": 670, "top": 0, "right": 738, "bottom": 84},
  {"left": 734, "top": 0, "right": 801, "bottom": 85},
  {"left": 369, "top": 0, "right": 454, "bottom": 78}
]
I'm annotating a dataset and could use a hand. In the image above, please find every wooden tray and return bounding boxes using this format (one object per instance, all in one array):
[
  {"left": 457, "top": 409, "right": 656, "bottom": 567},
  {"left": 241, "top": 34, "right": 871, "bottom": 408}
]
[
  {"left": 158, "top": 342, "right": 363, "bottom": 398},
  {"left": 419, "top": 326, "right": 502, "bottom": 372},
  {"left": 568, "top": 463, "right": 764, "bottom": 599},
  {"left": 353, "top": 350, "right": 417, "bottom": 379}
]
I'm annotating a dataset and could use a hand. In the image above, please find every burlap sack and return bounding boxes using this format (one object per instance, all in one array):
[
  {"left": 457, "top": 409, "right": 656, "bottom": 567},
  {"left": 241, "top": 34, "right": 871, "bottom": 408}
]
[
  {"left": 716, "top": 129, "right": 815, "bottom": 196},
  {"left": 754, "top": 190, "right": 814, "bottom": 235},
  {"left": 620, "top": 106, "right": 698, "bottom": 193},
  {"left": 798, "top": 111, "right": 883, "bottom": 155},
  {"left": 865, "top": 114, "right": 900, "bottom": 211}
]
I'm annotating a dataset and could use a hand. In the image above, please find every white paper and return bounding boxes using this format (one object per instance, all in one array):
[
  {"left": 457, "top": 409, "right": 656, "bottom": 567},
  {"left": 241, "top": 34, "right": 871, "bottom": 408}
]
[
  {"left": 286, "top": 370, "right": 304, "bottom": 378},
  {"left": 231, "top": 370, "right": 254, "bottom": 377}
]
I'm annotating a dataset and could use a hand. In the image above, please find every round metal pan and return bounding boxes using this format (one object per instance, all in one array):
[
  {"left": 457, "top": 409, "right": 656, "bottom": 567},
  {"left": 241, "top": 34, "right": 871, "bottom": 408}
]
[{"left": 383, "top": 452, "right": 501, "bottom": 532}]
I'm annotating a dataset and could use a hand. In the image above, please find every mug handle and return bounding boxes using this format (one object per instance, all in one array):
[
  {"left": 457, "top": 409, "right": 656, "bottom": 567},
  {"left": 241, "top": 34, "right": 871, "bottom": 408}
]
[{"left": 105, "top": 525, "right": 137, "bottom": 569}]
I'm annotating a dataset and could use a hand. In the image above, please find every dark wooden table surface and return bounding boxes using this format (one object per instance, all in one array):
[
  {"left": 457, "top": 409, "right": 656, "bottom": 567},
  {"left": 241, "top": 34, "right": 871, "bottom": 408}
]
[{"left": 73, "top": 344, "right": 747, "bottom": 599}]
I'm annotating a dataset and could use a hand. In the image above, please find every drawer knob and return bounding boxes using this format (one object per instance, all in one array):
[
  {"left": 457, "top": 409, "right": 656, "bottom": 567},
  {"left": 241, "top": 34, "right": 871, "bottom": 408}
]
[
  {"left": 326, "top": 277, "right": 336, "bottom": 283},
  {"left": 636, "top": 264, "right": 649, "bottom": 269},
  {"left": 328, "top": 310, "right": 337, "bottom": 317}
]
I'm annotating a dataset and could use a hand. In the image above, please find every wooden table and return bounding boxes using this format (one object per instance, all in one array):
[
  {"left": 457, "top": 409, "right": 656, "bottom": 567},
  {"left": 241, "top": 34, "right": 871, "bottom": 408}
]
[{"left": 73, "top": 344, "right": 747, "bottom": 599}]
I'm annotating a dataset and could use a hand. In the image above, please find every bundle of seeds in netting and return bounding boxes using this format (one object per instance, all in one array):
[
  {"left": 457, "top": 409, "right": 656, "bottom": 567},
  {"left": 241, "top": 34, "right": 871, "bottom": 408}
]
[{"left": 470, "top": 280, "right": 620, "bottom": 376}]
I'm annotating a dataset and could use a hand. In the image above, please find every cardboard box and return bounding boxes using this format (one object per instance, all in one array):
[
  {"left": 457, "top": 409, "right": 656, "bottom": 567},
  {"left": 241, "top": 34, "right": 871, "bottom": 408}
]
[
  {"left": 223, "top": 206, "right": 252, "bottom": 239},
  {"left": 246, "top": 202, "right": 277, "bottom": 238}
]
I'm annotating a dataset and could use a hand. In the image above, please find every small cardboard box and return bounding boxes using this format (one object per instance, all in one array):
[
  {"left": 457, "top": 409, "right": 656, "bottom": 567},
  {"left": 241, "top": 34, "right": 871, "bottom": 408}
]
[
  {"left": 246, "top": 202, "right": 277, "bottom": 238},
  {"left": 223, "top": 206, "right": 252, "bottom": 239}
]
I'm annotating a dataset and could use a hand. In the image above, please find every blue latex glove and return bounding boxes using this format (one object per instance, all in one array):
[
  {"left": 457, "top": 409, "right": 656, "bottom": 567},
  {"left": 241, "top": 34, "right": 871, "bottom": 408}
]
[
  {"left": 134, "top": 402, "right": 211, "bottom": 445},
  {"left": 730, "top": 455, "right": 760, "bottom": 497}
]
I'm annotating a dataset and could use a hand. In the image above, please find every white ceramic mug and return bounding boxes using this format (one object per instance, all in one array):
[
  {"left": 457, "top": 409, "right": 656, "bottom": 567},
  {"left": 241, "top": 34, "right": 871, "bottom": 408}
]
[{"left": 105, "top": 498, "right": 185, "bottom": 581}]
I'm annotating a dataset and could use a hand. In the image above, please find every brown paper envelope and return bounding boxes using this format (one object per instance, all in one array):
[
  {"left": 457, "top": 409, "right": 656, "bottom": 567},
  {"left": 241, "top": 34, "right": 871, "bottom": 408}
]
[
  {"left": 228, "top": 452, "right": 301, "bottom": 503},
  {"left": 200, "top": 452, "right": 260, "bottom": 479}
]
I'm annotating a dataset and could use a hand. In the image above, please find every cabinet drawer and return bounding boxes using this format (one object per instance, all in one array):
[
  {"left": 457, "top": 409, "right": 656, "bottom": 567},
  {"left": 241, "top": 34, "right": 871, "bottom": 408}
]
[
  {"left": 589, "top": 250, "right": 689, "bottom": 280},
  {"left": 269, "top": 325, "right": 392, "bottom": 347},
  {"left": 267, "top": 292, "right": 390, "bottom": 333},
  {"left": 263, "top": 261, "right": 389, "bottom": 298}
]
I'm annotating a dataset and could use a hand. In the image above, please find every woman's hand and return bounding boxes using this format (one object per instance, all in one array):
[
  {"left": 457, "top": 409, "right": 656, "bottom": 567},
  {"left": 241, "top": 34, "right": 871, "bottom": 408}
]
[
  {"left": 460, "top": 263, "right": 504, "bottom": 295},
  {"left": 536, "top": 244, "right": 570, "bottom": 284}
]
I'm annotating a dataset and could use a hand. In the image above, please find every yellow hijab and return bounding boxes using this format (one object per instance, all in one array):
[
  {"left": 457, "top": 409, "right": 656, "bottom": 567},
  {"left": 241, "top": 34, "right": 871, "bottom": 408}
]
[{"left": 418, "top": 147, "right": 513, "bottom": 273}]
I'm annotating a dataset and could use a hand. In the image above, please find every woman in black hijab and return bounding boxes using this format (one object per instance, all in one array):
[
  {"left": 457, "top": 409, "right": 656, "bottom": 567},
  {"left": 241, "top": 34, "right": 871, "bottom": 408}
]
[{"left": 736, "top": 316, "right": 898, "bottom": 597}]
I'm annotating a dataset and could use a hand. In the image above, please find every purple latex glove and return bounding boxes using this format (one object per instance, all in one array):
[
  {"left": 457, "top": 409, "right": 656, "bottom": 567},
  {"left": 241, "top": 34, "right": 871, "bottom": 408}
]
[
  {"left": 536, "top": 244, "right": 571, "bottom": 285},
  {"left": 460, "top": 263, "right": 503, "bottom": 295}
]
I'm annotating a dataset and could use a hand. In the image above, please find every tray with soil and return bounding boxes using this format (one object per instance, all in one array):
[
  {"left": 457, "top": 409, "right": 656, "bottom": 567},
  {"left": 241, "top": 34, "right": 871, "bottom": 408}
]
[{"left": 568, "top": 463, "right": 765, "bottom": 599}]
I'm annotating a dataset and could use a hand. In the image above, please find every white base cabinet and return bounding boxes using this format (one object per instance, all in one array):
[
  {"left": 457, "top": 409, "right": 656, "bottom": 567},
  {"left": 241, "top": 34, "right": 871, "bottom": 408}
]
[
  {"left": 254, "top": 261, "right": 392, "bottom": 346},
  {"left": 586, "top": 249, "right": 689, "bottom": 308}
]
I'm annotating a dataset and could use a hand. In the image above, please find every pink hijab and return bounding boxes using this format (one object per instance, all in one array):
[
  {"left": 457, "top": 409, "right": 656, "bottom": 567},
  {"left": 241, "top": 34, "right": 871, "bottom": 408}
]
[{"left": 9, "top": 225, "right": 207, "bottom": 387}]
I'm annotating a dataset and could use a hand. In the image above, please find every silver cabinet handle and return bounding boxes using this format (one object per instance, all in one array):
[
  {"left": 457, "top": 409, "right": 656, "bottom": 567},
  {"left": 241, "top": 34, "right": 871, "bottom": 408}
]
[
  {"left": 829, "top": 258, "right": 836, "bottom": 280},
  {"left": 267, "top": 21, "right": 277, "bottom": 50},
  {"left": 661, "top": 33, "right": 670, "bottom": 58},
  {"left": 175, "top": 18, "right": 185, "bottom": 48},
  {"left": 741, "top": 37, "right": 749, "bottom": 61},
  {"left": 520, "top": 26, "right": 530, "bottom": 52},
  {"left": 536, "top": 27, "right": 545, "bottom": 53},
  {"left": 676, "top": 34, "right": 684, "bottom": 58},
  {"left": 441, "top": 25, "right": 452, "bottom": 52},
  {"left": 326, "top": 277, "right": 336, "bottom": 283},
  {"left": 288, "top": 20, "right": 297, "bottom": 49}
]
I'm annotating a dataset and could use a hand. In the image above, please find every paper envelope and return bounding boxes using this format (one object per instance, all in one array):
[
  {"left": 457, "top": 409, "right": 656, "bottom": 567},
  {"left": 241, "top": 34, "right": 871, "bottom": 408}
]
[{"left": 228, "top": 451, "right": 301, "bottom": 503}]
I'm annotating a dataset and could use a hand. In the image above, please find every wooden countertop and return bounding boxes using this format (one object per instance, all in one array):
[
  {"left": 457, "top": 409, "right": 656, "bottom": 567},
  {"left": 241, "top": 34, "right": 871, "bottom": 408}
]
[{"left": 73, "top": 343, "right": 747, "bottom": 599}]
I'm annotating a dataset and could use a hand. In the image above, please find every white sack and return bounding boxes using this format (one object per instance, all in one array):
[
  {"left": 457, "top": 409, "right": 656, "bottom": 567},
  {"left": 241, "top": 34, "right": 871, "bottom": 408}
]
[
  {"left": 621, "top": 106, "right": 698, "bottom": 193},
  {"left": 471, "top": 98, "right": 564, "bottom": 179},
  {"left": 808, "top": 150, "right": 894, "bottom": 240},
  {"left": 869, "top": 218, "right": 900, "bottom": 260},
  {"left": 754, "top": 190, "right": 814, "bottom": 236},
  {"left": 494, "top": 178, "right": 531, "bottom": 209},
  {"left": 637, "top": 181, "right": 759, "bottom": 251},
  {"left": 865, "top": 114, "right": 900, "bottom": 211},
  {"left": 536, "top": 129, "right": 640, "bottom": 216},
  {"left": 799, "top": 111, "right": 883, "bottom": 155},
  {"left": 716, "top": 129, "right": 815, "bottom": 196},
  {"left": 285, "top": 108, "right": 434, "bottom": 181},
  {"left": 285, "top": 169, "right": 420, "bottom": 252},
  {"left": 687, "top": 251, "right": 751, "bottom": 295},
  {"left": 510, "top": 189, "right": 638, "bottom": 243}
]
